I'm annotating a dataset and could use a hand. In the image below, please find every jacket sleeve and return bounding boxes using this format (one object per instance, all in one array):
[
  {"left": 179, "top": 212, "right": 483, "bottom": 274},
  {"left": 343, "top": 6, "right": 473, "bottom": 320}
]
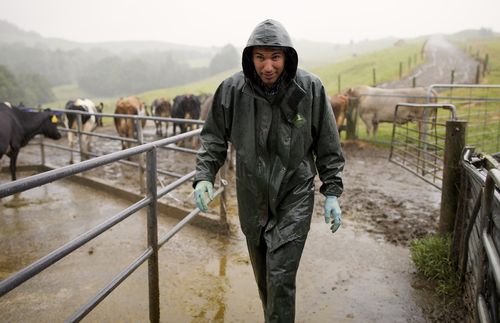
[
  {"left": 312, "top": 84, "right": 345, "bottom": 197},
  {"left": 193, "top": 83, "right": 230, "bottom": 187}
]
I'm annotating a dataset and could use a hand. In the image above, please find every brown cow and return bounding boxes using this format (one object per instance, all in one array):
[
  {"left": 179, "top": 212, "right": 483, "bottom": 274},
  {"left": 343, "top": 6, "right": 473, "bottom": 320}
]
[
  {"left": 114, "top": 96, "right": 148, "bottom": 150},
  {"left": 151, "top": 98, "right": 172, "bottom": 136},
  {"left": 329, "top": 94, "right": 349, "bottom": 134}
]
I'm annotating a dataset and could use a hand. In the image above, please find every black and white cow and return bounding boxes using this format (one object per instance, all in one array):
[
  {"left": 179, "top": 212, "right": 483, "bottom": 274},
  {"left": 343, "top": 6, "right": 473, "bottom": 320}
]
[
  {"left": 65, "top": 98, "right": 99, "bottom": 163},
  {"left": 0, "top": 102, "right": 62, "bottom": 181}
]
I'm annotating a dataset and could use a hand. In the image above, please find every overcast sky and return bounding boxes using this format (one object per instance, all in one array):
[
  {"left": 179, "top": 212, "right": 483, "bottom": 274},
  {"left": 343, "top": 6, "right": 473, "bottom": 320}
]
[{"left": 2, "top": 0, "right": 500, "bottom": 47}]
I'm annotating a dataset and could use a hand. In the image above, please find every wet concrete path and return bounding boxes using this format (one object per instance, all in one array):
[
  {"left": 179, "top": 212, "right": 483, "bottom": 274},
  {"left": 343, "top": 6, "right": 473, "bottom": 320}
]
[{"left": 0, "top": 169, "right": 441, "bottom": 322}]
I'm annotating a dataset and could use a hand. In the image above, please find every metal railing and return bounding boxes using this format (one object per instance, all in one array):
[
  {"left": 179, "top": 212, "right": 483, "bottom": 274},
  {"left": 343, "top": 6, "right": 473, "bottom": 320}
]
[
  {"left": 0, "top": 128, "right": 227, "bottom": 322},
  {"left": 46, "top": 109, "right": 204, "bottom": 193},
  {"left": 389, "top": 103, "right": 457, "bottom": 189},
  {"left": 451, "top": 148, "right": 500, "bottom": 322}
]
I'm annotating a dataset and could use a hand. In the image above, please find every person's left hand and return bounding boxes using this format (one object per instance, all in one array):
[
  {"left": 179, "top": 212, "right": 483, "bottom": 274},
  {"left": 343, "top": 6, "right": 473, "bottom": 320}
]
[{"left": 324, "top": 196, "right": 342, "bottom": 234}]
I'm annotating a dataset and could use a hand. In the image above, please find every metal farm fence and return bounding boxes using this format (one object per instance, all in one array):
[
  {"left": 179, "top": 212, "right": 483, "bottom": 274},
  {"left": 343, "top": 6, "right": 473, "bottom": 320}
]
[
  {"left": 388, "top": 84, "right": 500, "bottom": 190},
  {"left": 42, "top": 109, "right": 204, "bottom": 193},
  {"left": 0, "top": 111, "right": 230, "bottom": 322},
  {"left": 389, "top": 103, "right": 458, "bottom": 189},
  {"left": 0, "top": 128, "right": 229, "bottom": 322},
  {"left": 429, "top": 84, "right": 500, "bottom": 155}
]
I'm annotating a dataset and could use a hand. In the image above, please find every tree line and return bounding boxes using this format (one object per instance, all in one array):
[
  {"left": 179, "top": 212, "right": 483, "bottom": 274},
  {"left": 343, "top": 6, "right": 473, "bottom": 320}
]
[
  {"left": 0, "top": 64, "right": 55, "bottom": 106},
  {"left": 0, "top": 42, "right": 239, "bottom": 103}
]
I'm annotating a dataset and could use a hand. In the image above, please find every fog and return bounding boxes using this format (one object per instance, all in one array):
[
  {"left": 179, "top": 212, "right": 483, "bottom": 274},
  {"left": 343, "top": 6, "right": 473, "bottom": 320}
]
[{"left": 2, "top": 0, "right": 500, "bottom": 47}]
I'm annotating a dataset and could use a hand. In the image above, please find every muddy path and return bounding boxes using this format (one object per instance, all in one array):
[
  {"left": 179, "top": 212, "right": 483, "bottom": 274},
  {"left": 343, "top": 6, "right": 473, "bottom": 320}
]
[{"left": 379, "top": 35, "right": 478, "bottom": 88}]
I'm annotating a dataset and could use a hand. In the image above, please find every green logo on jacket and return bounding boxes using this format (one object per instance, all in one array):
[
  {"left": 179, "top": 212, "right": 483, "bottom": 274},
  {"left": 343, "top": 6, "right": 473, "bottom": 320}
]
[{"left": 292, "top": 113, "right": 306, "bottom": 128}]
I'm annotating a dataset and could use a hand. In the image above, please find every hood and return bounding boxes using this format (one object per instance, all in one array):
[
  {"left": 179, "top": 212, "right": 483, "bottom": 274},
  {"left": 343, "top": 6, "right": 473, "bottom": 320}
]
[{"left": 242, "top": 19, "right": 298, "bottom": 83}]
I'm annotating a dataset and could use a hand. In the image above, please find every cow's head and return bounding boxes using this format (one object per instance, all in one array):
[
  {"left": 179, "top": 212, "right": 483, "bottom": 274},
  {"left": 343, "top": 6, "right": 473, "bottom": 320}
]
[{"left": 42, "top": 109, "right": 63, "bottom": 140}]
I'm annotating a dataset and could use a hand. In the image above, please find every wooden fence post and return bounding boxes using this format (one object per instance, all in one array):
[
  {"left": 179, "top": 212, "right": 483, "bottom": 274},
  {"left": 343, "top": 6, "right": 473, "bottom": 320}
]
[
  {"left": 439, "top": 120, "right": 467, "bottom": 235},
  {"left": 483, "top": 54, "right": 489, "bottom": 77},
  {"left": 372, "top": 68, "right": 376, "bottom": 86},
  {"left": 476, "top": 64, "right": 481, "bottom": 84},
  {"left": 399, "top": 61, "right": 403, "bottom": 79},
  {"left": 451, "top": 70, "right": 455, "bottom": 84}
]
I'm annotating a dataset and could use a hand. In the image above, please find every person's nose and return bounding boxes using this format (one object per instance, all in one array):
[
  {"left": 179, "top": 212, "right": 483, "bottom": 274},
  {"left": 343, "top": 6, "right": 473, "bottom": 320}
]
[{"left": 263, "top": 59, "right": 274, "bottom": 72}]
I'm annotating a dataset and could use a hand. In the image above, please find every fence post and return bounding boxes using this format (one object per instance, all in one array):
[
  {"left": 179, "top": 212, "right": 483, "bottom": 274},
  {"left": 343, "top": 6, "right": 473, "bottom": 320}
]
[
  {"left": 136, "top": 118, "right": 145, "bottom": 194},
  {"left": 146, "top": 148, "right": 160, "bottom": 323},
  {"left": 77, "top": 114, "right": 84, "bottom": 162},
  {"left": 372, "top": 68, "right": 376, "bottom": 86},
  {"left": 219, "top": 163, "right": 230, "bottom": 233},
  {"left": 399, "top": 61, "right": 403, "bottom": 79},
  {"left": 439, "top": 120, "right": 467, "bottom": 234},
  {"left": 337, "top": 74, "right": 341, "bottom": 94},
  {"left": 39, "top": 137, "right": 46, "bottom": 167},
  {"left": 476, "top": 64, "right": 481, "bottom": 84},
  {"left": 451, "top": 70, "right": 455, "bottom": 84},
  {"left": 483, "top": 54, "right": 489, "bottom": 77},
  {"left": 412, "top": 77, "right": 416, "bottom": 88}
]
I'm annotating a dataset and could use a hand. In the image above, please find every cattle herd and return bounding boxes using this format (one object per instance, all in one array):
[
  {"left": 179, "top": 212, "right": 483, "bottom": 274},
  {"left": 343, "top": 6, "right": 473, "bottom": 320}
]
[{"left": 1, "top": 86, "right": 439, "bottom": 182}]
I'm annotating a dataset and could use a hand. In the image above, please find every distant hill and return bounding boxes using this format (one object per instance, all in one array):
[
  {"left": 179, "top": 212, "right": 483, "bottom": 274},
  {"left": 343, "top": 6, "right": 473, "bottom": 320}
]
[
  {"left": 0, "top": 19, "right": 396, "bottom": 67},
  {"left": 0, "top": 19, "right": 217, "bottom": 58},
  {"left": 446, "top": 28, "right": 500, "bottom": 42}
]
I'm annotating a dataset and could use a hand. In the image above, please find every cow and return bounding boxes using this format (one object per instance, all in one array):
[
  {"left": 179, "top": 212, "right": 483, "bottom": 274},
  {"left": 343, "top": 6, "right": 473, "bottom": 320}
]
[
  {"left": 0, "top": 102, "right": 62, "bottom": 181},
  {"left": 171, "top": 94, "right": 201, "bottom": 148},
  {"left": 65, "top": 98, "right": 99, "bottom": 164},
  {"left": 199, "top": 94, "right": 214, "bottom": 122},
  {"left": 95, "top": 102, "right": 104, "bottom": 127},
  {"left": 345, "top": 86, "right": 437, "bottom": 139},
  {"left": 198, "top": 93, "right": 236, "bottom": 169},
  {"left": 151, "top": 98, "right": 172, "bottom": 136},
  {"left": 329, "top": 94, "right": 349, "bottom": 134},
  {"left": 114, "top": 96, "right": 148, "bottom": 150},
  {"left": 171, "top": 94, "right": 201, "bottom": 135}
]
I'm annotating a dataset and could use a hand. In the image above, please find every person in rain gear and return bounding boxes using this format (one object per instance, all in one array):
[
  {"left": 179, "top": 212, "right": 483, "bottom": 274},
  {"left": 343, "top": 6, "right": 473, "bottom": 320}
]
[{"left": 193, "top": 19, "right": 344, "bottom": 322}]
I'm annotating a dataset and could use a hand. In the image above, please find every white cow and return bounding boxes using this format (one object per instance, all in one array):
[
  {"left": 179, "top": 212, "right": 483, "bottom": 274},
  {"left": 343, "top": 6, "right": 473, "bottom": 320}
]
[
  {"left": 65, "top": 98, "right": 98, "bottom": 163},
  {"left": 345, "top": 86, "right": 437, "bottom": 138}
]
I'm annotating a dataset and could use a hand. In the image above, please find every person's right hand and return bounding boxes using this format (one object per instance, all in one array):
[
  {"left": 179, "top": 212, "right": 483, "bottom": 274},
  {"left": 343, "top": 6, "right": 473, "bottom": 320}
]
[{"left": 194, "top": 181, "right": 214, "bottom": 212}]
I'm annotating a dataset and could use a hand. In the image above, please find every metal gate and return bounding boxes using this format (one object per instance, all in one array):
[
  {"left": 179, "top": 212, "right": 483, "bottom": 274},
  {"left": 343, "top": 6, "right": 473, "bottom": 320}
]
[{"left": 389, "top": 84, "right": 500, "bottom": 189}]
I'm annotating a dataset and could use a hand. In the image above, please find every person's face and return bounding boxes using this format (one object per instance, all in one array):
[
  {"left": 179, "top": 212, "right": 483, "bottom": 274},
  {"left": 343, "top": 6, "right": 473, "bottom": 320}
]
[{"left": 252, "top": 47, "right": 285, "bottom": 87}]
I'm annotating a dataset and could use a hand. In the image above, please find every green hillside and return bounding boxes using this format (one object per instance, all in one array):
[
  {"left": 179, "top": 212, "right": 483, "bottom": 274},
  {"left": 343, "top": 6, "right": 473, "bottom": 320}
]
[
  {"left": 313, "top": 39, "right": 425, "bottom": 95},
  {"left": 463, "top": 37, "right": 500, "bottom": 84},
  {"left": 52, "top": 39, "right": 425, "bottom": 109}
]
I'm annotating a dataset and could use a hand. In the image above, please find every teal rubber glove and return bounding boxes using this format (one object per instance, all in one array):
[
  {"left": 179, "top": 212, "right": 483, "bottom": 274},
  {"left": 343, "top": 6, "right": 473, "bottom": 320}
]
[
  {"left": 194, "top": 181, "right": 214, "bottom": 212},
  {"left": 324, "top": 196, "right": 342, "bottom": 233}
]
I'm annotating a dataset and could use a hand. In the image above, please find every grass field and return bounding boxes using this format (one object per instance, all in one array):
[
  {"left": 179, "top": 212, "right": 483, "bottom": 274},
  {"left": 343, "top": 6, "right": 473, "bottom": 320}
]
[{"left": 50, "top": 36, "right": 500, "bottom": 145}]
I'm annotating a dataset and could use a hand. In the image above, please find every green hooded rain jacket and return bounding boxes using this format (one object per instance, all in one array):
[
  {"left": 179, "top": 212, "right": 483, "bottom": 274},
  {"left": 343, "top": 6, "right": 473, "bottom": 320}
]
[{"left": 194, "top": 19, "right": 344, "bottom": 250}]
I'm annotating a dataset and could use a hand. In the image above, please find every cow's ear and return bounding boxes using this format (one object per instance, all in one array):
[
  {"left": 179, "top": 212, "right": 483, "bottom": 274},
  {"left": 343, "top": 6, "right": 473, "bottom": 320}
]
[{"left": 51, "top": 115, "right": 59, "bottom": 124}]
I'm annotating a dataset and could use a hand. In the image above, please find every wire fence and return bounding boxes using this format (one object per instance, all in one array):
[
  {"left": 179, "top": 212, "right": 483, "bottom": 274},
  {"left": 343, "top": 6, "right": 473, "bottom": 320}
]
[{"left": 429, "top": 84, "right": 500, "bottom": 155}]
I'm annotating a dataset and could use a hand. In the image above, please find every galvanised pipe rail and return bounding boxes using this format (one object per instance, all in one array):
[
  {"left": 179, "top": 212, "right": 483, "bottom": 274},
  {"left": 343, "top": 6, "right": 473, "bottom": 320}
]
[
  {"left": 0, "top": 194, "right": 152, "bottom": 296},
  {"left": 476, "top": 165, "right": 500, "bottom": 323},
  {"left": 57, "top": 109, "right": 205, "bottom": 126},
  {"left": 0, "top": 128, "right": 201, "bottom": 197},
  {"left": 0, "top": 128, "right": 224, "bottom": 323}
]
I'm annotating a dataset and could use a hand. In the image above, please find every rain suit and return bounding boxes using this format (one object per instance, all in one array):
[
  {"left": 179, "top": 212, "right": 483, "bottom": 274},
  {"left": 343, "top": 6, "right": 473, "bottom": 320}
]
[{"left": 194, "top": 19, "right": 344, "bottom": 322}]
